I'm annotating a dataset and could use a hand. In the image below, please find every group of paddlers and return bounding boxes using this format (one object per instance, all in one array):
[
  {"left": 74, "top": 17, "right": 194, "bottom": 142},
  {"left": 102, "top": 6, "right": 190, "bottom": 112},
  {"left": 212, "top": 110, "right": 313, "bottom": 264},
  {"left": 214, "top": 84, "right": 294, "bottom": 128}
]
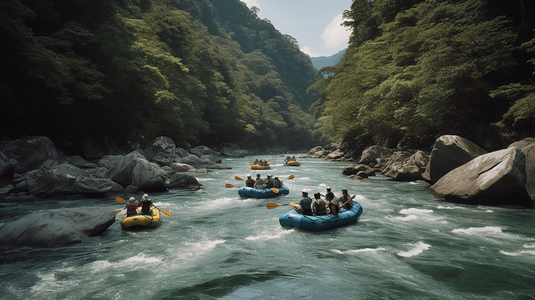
[
  {"left": 252, "top": 159, "right": 269, "bottom": 166},
  {"left": 245, "top": 174, "right": 283, "bottom": 189},
  {"left": 294, "top": 187, "right": 354, "bottom": 216},
  {"left": 124, "top": 194, "right": 154, "bottom": 216},
  {"left": 284, "top": 156, "right": 297, "bottom": 163}
]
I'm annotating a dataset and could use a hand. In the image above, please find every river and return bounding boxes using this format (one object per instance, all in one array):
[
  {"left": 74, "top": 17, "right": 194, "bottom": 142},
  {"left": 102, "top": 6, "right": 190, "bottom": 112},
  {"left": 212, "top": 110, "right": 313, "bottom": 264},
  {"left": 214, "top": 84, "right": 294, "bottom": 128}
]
[{"left": 1, "top": 155, "right": 534, "bottom": 300}]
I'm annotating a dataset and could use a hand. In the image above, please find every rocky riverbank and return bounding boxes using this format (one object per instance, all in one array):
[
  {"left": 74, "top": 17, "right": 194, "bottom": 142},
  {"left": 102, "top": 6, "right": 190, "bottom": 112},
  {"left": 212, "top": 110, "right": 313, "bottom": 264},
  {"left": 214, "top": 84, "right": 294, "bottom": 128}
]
[
  {"left": 0, "top": 136, "right": 248, "bottom": 201},
  {"left": 301, "top": 135, "right": 535, "bottom": 208}
]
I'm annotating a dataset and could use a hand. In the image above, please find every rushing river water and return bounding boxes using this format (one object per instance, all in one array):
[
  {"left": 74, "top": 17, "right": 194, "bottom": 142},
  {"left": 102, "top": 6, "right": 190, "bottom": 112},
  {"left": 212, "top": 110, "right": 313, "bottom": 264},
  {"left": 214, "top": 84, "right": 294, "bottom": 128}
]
[{"left": 1, "top": 154, "right": 535, "bottom": 300}]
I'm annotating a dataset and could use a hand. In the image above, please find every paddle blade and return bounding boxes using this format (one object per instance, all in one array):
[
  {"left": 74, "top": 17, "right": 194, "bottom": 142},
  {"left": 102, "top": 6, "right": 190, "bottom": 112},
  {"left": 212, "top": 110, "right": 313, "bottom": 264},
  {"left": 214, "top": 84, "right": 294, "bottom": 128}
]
[
  {"left": 266, "top": 202, "right": 282, "bottom": 209},
  {"left": 225, "top": 183, "right": 234, "bottom": 188},
  {"left": 235, "top": 176, "right": 244, "bottom": 181},
  {"left": 270, "top": 188, "right": 279, "bottom": 193},
  {"left": 159, "top": 209, "right": 172, "bottom": 217},
  {"left": 289, "top": 202, "right": 298, "bottom": 209},
  {"left": 115, "top": 196, "right": 126, "bottom": 203},
  {"left": 287, "top": 175, "right": 294, "bottom": 180},
  {"left": 268, "top": 159, "right": 274, "bottom": 163},
  {"left": 114, "top": 209, "right": 123, "bottom": 214}
]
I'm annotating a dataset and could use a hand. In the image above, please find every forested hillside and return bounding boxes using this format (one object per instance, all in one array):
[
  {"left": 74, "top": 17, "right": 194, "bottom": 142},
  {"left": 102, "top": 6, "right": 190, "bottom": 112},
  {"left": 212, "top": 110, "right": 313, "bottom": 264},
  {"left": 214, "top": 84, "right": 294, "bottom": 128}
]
[
  {"left": 310, "top": 0, "right": 535, "bottom": 152},
  {"left": 310, "top": 49, "right": 346, "bottom": 70},
  {"left": 0, "top": 0, "right": 319, "bottom": 155}
]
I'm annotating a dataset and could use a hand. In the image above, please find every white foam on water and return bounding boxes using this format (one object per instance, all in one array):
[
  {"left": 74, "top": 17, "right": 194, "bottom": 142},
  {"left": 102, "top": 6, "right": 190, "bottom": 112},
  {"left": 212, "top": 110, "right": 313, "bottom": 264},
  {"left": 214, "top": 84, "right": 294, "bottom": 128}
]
[
  {"left": 184, "top": 239, "right": 226, "bottom": 252},
  {"left": 330, "top": 247, "right": 387, "bottom": 255},
  {"left": 244, "top": 229, "right": 291, "bottom": 241},
  {"left": 397, "top": 241, "right": 431, "bottom": 258},
  {"left": 452, "top": 226, "right": 503, "bottom": 235},
  {"left": 500, "top": 249, "right": 535, "bottom": 256},
  {"left": 400, "top": 208, "right": 433, "bottom": 214}
]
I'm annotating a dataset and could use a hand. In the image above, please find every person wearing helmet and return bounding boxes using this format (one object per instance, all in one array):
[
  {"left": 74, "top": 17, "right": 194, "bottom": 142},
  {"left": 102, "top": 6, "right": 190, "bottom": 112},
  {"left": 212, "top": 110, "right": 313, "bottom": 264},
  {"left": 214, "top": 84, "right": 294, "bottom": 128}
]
[
  {"left": 126, "top": 197, "right": 139, "bottom": 216},
  {"left": 254, "top": 174, "right": 264, "bottom": 190},
  {"left": 340, "top": 189, "right": 354, "bottom": 210},
  {"left": 295, "top": 190, "right": 313, "bottom": 216},
  {"left": 312, "top": 192, "right": 327, "bottom": 215},
  {"left": 273, "top": 176, "right": 282, "bottom": 188},
  {"left": 264, "top": 174, "right": 273, "bottom": 188},
  {"left": 139, "top": 193, "right": 153, "bottom": 215},
  {"left": 325, "top": 187, "right": 335, "bottom": 202},
  {"left": 245, "top": 175, "right": 255, "bottom": 188}
]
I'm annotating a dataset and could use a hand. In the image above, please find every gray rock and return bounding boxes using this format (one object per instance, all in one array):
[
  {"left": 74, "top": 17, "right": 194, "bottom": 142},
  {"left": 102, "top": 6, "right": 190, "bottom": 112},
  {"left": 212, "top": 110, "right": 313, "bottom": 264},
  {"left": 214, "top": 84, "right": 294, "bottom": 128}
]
[
  {"left": 0, "top": 207, "right": 115, "bottom": 247},
  {"left": 359, "top": 146, "right": 395, "bottom": 167},
  {"left": 0, "top": 136, "right": 58, "bottom": 174},
  {"left": 75, "top": 177, "right": 114, "bottom": 195},
  {"left": 26, "top": 163, "right": 86, "bottom": 196},
  {"left": 180, "top": 154, "right": 205, "bottom": 168},
  {"left": 190, "top": 145, "right": 220, "bottom": 157},
  {"left": 343, "top": 165, "right": 369, "bottom": 176},
  {"left": 383, "top": 150, "right": 430, "bottom": 181},
  {"left": 423, "top": 135, "right": 487, "bottom": 183},
  {"left": 97, "top": 155, "right": 123, "bottom": 169},
  {"left": 151, "top": 136, "right": 179, "bottom": 166},
  {"left": 509, "top": 137, "right": 535, "bottom": 203},
  {"left": 107, "top": 151, "right": 167, "bottom": 192},
  {"left": 167, "top": 173, "right": 202, "bottom": 190},
  {"left": 62, "top": 155, "right": 98, "bottom": 169},
  {"left": 429, "top": 147, "right": 532, "bottom": 207}
]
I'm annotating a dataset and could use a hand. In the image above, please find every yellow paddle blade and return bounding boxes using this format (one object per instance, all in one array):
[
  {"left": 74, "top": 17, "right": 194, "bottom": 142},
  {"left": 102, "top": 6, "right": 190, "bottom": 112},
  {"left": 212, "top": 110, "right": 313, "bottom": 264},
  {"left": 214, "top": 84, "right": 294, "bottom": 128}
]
[
  {"left": 266, "top": 202, "right": 282, "bottom": 209},
  {"left": 114, "top": 209, "right": 123, "bottom": 214},
  {"left": 235, "top": 176, "right": 244, "bottom": 181},
  {"left": 287, "top": 175, "right": 294, "bottom": 180},
  {"left": 289, "top": 202, "right": 298, "bottom": 209},
  {"left": 159, "top": 208, "right": 172, "bottom": 217},
  {"left": 225, "top": 183, "right": 234, "bottom": 188},
  {"left": 115, "top": 196, "right": 126, "bottom": 203},
  {"left": 267, "top": 159, "right": 274, "bottom": 163},
  {"left": 270, "top": 188, "right": 279, "bottom": 193}
]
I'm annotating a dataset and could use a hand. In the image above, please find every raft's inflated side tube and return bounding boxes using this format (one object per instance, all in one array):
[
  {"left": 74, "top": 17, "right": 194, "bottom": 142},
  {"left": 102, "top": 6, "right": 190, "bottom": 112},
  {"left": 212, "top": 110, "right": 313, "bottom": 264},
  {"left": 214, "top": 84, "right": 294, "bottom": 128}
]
[
  {"left": 250, "top": 164, "right": 271, "bottom": 170},
  {"left": 284, "top": 161, "right": 300, "bottom": 166},
  {"left": 279, "top": 202, "right": 363, "bottom": 231},
  {"left": 121, "top": 206, "right": 161, "bottom": 229},
  {"left": 238, "top": 186, "right": 290, "bottom": 198}
]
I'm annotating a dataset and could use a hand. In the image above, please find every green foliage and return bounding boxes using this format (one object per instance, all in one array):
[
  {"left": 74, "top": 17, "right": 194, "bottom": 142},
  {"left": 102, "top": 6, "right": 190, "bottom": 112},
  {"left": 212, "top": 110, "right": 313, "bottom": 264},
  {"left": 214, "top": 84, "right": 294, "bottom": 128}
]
[
  {"left": 311, "top": 0, "right": 530, "bottom": 149},
  {"left": 0, "top": 0, "right": 319, "bottom": 151}
]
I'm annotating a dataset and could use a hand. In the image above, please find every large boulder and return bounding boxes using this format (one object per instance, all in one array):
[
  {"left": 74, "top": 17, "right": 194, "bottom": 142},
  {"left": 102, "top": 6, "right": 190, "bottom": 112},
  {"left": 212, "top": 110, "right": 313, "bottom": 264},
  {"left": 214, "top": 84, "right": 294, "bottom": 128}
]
[
  {"left": 382, "top": 150, "right": 430, "bottom": 181},
  {"left": 75, "top": 177, "right": 114, "bottom": 195},
  {"left": 0, "top": 207, "right": 115, "bottom": 247},
  {"left": 0, "top": 136, "right": 58, "bottom": 174},
  {"left": 106, "top": 151, "right": 167, "bottom": 192},
  {"left": 509, "top": 137, "right": 535, "bottom": 203},
  {"left": 149, "top": 136, "right": 178, "bottom": 166},
  {"left": 0, "top": 150, "right": 14, "bottom": 187},
  {"left": 423, "top": 135, "right": 487, "bottom": 183},
  {"left": 429, "top": 147, "right": 532, "bottom": 207},
  {"left": 358, "top": 146, "right": 395, "bottom": 168},
  {"left": 220, "top": 144, "right": 250, "bottom": 157},
  {"left": 26, "top": 163, "right": 85, "bottom": 196},
  {"left": 167, "top": 173, "right": 202, "bottom": 190},
  {"left": 190, "top": 145, "right": 220, "bottom": 157}
]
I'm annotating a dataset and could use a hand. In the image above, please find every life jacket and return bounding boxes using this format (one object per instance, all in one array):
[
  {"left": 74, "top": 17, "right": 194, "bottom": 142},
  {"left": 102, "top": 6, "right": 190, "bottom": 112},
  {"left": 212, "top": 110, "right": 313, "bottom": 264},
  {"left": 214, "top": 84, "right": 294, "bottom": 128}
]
[
  {"left": 273, "top": 180, "right": 282, "bottom": 188},
  {"left": 246, "top": 179, "right": 255, "bottom": 187},
  {"left": 340, "top": 195, "right": 351, "bottom": 209},
  {"left": 126, "top": 203, "right": 138, "bottom": 216},
  {"left": 255, "top": 178, "right": 264, "bottom": 189},
  {"left": 299, "top": 197, "right": 313, "bottom": 215},
  {"left": 312, "top": 199, "right": 327, "bottom": 215},
  {"left": 141, "top": 200, "right": 152, "bottom": 214}
]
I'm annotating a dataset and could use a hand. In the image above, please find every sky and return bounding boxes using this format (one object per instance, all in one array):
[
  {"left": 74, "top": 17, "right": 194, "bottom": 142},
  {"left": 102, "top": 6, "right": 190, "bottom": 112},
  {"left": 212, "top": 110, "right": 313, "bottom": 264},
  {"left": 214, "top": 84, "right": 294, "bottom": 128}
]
[{"left": 240, "top": 0, "right": 353, "bottom": 57}]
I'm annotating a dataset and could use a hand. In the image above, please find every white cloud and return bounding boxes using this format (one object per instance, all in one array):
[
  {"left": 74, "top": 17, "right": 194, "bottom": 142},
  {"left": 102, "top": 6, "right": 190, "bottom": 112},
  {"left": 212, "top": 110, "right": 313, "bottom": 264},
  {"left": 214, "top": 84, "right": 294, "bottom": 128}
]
[
  {"left": 300, "top": 46, "right": 322, "bottom": 57},
  {"left": 241, "top": 0, "right": 260, "bottom": 9},
  {"left": 322, "top": 13, "right": 351, "bottom": 48}
]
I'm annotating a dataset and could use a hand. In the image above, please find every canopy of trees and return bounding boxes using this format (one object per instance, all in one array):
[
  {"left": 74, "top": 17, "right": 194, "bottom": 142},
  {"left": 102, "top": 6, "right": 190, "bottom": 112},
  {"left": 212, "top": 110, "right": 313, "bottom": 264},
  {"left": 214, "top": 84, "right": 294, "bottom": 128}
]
[
  {"left": 310, "top": 0, "right": 535, "bottom": 151},
  {"left": 0, "top": 0, "right": 319, "bottom": 153}
]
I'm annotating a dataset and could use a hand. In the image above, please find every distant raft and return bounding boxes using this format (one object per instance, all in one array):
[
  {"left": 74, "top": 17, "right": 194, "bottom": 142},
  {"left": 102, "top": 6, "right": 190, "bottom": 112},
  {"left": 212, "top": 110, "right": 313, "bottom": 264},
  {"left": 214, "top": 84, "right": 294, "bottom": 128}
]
[
  {"left": 279, "top": 202, "right": 363, "bottom": 231},
  {"left": 250, "top": 164, "right": 271, "bottom": 170},
  {"left": 120, "top": 206, "right": 161, "bottom": 230},
  {"left": 284, "top": 160, "right": 300, "bottom": 166},
  {"left": 238, "top": 186, "right": 289, "bottom": 198}
]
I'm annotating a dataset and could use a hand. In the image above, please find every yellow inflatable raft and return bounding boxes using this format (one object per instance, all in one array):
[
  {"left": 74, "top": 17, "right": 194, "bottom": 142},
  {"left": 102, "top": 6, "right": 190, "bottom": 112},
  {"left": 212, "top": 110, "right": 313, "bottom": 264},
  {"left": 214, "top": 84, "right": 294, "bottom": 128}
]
[
  {"left": 250, "top": 164, "right": 271, "bottom": 170},
  {"left": 120, "top": 206, "right": 161, "bottom": 229},
  {"left": 285, "top": 160, "right": 300, "bottom": 166}
]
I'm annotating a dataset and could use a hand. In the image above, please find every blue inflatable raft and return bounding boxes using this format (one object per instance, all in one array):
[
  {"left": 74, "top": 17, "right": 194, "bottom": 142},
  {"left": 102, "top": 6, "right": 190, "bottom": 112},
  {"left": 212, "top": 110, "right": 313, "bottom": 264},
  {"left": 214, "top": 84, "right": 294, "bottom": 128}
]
[
  {"left": 238, "top": 186, "right": 290, "bottom": 198},
  {"left": 279, "top": 201, "right": 363, "bottom": 231}
]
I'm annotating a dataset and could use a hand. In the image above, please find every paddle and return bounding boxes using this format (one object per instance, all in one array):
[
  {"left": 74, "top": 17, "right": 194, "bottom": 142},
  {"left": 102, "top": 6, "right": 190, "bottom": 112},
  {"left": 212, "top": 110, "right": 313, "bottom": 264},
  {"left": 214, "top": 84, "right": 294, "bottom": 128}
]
[
  {"left": 270, "top": 188, "right": 279, "bottom": 193},
  {"left": 115, "top": 197, "right": 172, "bottom": 216},
  {"left": 235, "top": 176, "right": 244, "bottom": 181},
  {"left": 225, "top": 183, "right": 235, "bottom": 188},
  {"left": 114, "top": 209, "right": 123, "bottom": 214},
  {"left": 287, "top": 175, "right": 294, "bottom": 180},
  {"left": 339, "top": 195, "right": 356, "bottom": 209},
  {"left": 265, "top": 202, "right": 289, "bottom": 209}
]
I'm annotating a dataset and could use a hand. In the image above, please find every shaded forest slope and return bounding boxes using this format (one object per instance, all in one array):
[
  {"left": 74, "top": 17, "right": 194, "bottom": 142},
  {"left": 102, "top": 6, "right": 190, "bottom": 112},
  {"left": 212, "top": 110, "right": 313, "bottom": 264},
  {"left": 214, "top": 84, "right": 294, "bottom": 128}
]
[{"left": 0, "top": 0, "right": 319, "bottom": 155}]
